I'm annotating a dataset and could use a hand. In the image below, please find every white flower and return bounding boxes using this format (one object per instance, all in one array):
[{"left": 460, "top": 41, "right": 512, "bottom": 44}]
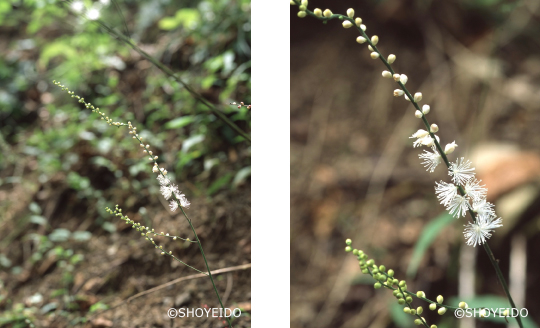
[
  {"left": 463, "top": 179, "right": 487, "bottom": 202},
  {"left": 157, "top": 175, "right": 170, "bottom": 186},
  {"left": 176, "top": 193, "right": 191, "bottom": 208},
  {"left": 463, "top": 216, "right": 503, "bottom": 247},
  {"left": 419, "top": 146, "right": 441, "bottom": 172},
  {"left": 472, "top": 199, "right": 496, "bottom": 219},
  {"left": 168, "top": 193, "right": 191, "bottom": 211},
  {"left": 169, "top": 200, "right": 178, "bottom": 212},
  {"left": 435, "top": 181, "right": 457, "bottom": 206},
  {"left": 447, "top": 194, "right": 470, "bottom": 218},
  {"left": 449, "top": 157, "right": 475, "bottom": 185},
  {"left": 160, "top": 184, "right": 179, "bottom": 200}
]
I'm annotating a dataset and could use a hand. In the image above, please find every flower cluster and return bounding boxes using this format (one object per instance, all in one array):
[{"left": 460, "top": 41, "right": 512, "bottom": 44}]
[
  {"left": 53, "top": 81, "right": 191, "bottom": 213},
  {"left": 231, "top": 101, "right": 251, "bottom": 110}
]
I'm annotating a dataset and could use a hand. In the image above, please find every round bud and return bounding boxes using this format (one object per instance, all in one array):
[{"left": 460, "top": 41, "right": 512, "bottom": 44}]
[
  {"left": 414, "top": 92, "right": 423, "bottom": 102},
  {"left": 374, "top": 282, "right": 382, "bottom": 289},
  {"left": 400, "top": 74, "right": 408, "bottom": 85},
  {"left": 360, "top": 24, "right": 366, "bottom": 31},
  {"left": 415, "top": 110, "right": 422, "bottom": 118},
  {"left": 382, "top": 70, "right": 392, "bottom": 78},
  {"left": 347, "top": 8, "right": 355, "bottom": 18},
  {"left": 403, "top": 307, "right": 411, "bottom": 314},
  {"left": 410, "top": 309, "right": 416, "bottom": 315},
  {"left": 371, "top": 35, "right": 379, "bottom": 45},
  {"left": 313, "top": 8, "right": 322, "bottom": 17},
  {"left": 429, "top": 303, "right": 437, "bottom": 311},
  {"left": 394, "top": 89, "right": 404, "bottom": 97},
  {"left": 388, "top": 54, "right": 396, "bottom": 64},
  {"left": 345, "top": 246, "right": 352, "bottom": 252},
  {"left": 431, "top": 325, "right": 438, "bottom": 328},
  {"left": 416, "top": 291, "right": 425, "bottom": 298},
  {"left": 414, "top": 319, "right": 422, "bottom": 326},
  {"left": 346, "top": 239, "right": 352, "bottom": 245},
  {"left": 356, "top": 36, "right": 367, "bottom": 44},
  {"left": 398, "top": 298, "right": 405, "bottom": 305},
  {"left": 436, "top": 295, "right": 444, "bottom": 304},
  {"left": 387, "top": 269, "right": 394, "bottom": 277},
  {"left": 355, "top": 17, "right": 362, "bottom": 26},
  {"left": 299, "top": 5, "right": 306, "bottom": 11},
  {"left": 370, "top": 52, "right": 379, "bottom": 59},
  {"left": 422, "top": 104, "right": 430, "bottom": 114},
  {"left": 399, "top": 280, "right": 406, "bottom": 287},
  {"left": 417, "top": 306, "right": 423, "bottom": 315},
  {"left": 430, "top": 124, "right": 439, "bottom": 133},
  {"left": 406, "top": 296, "right": 412, "bottom": 303},
  {"left": 396, "top": 293, "right": 403, "bottom": 299},
  {"left": 342, "top": 21, "right": 353, "bottom": 28},
  {"left": 323, "top": 9, "right": 332, "bottom": 17},
  {"left": 458, "top": 302, "right": 467, "bottom": 309},
  {"left": 438, "top": 307, "right": 447, "bottom": 315},
  {"left": 379, "top": 265, "right": 386, "bottom": 272}
]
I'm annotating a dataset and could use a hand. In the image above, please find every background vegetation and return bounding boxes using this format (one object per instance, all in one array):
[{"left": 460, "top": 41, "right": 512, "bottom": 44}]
[
  {"left": 0, "top": 0, "right": 251, "bottom": 327},
  {"left": 291, "top": 0, "right": 540, "bottom": 327}
]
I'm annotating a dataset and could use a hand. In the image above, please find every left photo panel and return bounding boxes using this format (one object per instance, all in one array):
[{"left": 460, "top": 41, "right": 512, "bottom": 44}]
[{"left": 0, "top": 1, "right": 251, "bottom": 327}]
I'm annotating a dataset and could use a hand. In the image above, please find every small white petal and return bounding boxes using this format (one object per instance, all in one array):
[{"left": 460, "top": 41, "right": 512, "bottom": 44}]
[
  {"left": 449, "top": 157, "right": 476, "bottom": 185},
  {"left": 464, "top": 216, "right": 503, "bottom": 247},
  {"left": 447, "top": 194, "right": 470, "bottom": 218},
  {"left": 435, "top": 181, "right": 458, "bottom": 206}
]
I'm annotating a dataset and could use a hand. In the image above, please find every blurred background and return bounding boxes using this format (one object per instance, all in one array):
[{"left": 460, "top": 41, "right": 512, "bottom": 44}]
[
  {"left": 291, "top": 0, "right": 540, "bottom": 327},
  {"left": 0, "top": 0, "right": 250, "bottom": 327}
]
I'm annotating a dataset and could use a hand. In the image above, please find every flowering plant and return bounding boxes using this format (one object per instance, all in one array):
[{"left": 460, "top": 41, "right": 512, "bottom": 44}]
[{"left": 292, "top": 1, "right": 525, "bottom": 327}]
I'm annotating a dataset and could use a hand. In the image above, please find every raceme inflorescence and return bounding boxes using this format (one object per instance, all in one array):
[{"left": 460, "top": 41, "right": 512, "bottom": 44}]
[
  {"left": 53, "top": 81, "right": 234, "bottom": 328},
  {"left": 291, "top": 2, "right": 523, "bottom": 327}
]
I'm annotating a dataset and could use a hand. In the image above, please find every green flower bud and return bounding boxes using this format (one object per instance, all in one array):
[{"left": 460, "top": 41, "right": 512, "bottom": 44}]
[
  {"left": 417, "top": 306, "right": 423, "bottom": 315},
  {"left": 352, "top": 249, "right": 359, "bottom": 255},
  {"left": 345, "top": 246, "right": 352, "bottom": 252},
  {"left": 372, "top": 268, "right": 379, "bottom": 274},
  {"left": 393, "top": 290, "right": 399, "bottom": 297},
  {"left": 398, "top": 298, "right": 405, "bottom": 305},
  {"left": 399, "top": 280, "right": 406, "bottom": 287},
  {"left": 416, "top": 291, "right": 425, "bottom": 298},
  {"left": 403, "top": 307, "right": 411, "bottom": 314},
  {"left": 430, "top": 325, "right": 437, "bottom": 328},
  {"left": 379, "top": 265, "right": 386, "bottom": 272},
  {"left": 396, "top": 293, "right": 403, "bottom": 299},
  {"left": 458, "top": 302, "right": 468, "bottom": 309},
  {"left": 414, "top": 319, "right": 422, "bottom": 325},
  {"left": 361, "top": 269, "right": 368, "bottom": 274},
  {"left": 387, "top": 269, "right": 394, "bottom": 277},
  {"left": 346, "top": 239, "right": 352, "bottom": 245},
  {"left": 393, "top": 279, "right": 399, "bottom": 285},
  {"left": 436, "top": 295, "right": 444, "bottom": 304},
  {"left": 406, "top": 296, "right": 413, "bottom": 303},
  {"left": 374, "top": 282, "right": 382, "bottom": 289},
  {"left": 438, "top": 307, "right": 447, "bottom": 315},
  {"left": 366, "top": 259, "right": 375, "bottom": 266},
  {"left": 378, "top": 275, "right": 386, "bottom": 282},
  {"left": 429, "top": 303, "right": 437, "bottom": 311},
  {"left": 410, "top": 309, "right": 416, "bottom": 315}
]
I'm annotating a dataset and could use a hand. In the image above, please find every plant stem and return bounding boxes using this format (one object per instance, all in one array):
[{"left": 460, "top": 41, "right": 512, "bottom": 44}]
[
  {"left": 293, "top": 4, "right": 525, "bottom": 327},
  {"left": 181, "top": 207, "right": 234, "bottom": 328}
]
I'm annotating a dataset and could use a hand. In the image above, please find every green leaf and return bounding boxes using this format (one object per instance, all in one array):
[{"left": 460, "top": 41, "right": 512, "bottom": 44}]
[
  {"left": 30, "top": 215, "right": 47, "bottom": 226},
  {"left": 72, "top": 231, "right": 92, "bottom": 242},
  {"left": 207, "top": 173, "right": 233, "bottom": 196},
  {"left": 406, "top": 212, "right": 454, "bottom": 277},
  {"left": 49, "top": 229, "right": 71, "bottom": 242},
  {"left": 164, "top": 116, "right": 195, "bottom": 129}
]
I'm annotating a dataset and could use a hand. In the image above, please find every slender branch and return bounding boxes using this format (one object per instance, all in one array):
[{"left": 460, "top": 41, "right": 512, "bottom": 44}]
[{"left": 181, "top": 207, "right": 234, "bottom": 328}]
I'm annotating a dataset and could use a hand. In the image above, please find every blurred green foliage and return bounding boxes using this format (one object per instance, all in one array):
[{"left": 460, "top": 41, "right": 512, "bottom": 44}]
[{"left": 0, "top": 0, "right": 250, "bottom": 324}]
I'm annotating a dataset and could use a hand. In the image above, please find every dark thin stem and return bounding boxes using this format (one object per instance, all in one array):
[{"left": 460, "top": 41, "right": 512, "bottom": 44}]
[
  {"left": 181, "top": 207, "right": 234, "bottom": 328},
  {"left": 294, "top": 4, "right": 524, "bottom": 327}
]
